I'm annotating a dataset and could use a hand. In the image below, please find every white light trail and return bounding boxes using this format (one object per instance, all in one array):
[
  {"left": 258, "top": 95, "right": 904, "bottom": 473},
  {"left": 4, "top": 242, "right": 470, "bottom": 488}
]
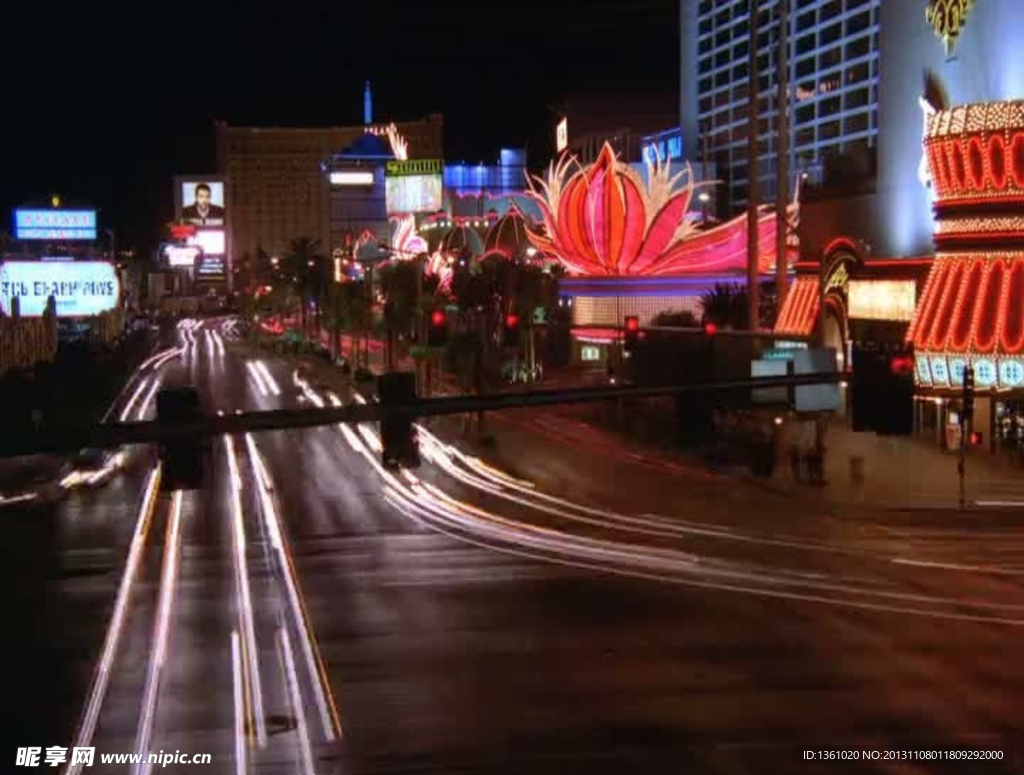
[
  {"left": 133, "top": 489, "right": 184, "bottom": 775},
  {"left": 137, "top": 379, "right": 162, "bottom": 421},
  {"left": 278, "top": 628, "right": 318, "bottom": 775},
  {"left": 211, "top": 329, "right": 226, "bottom": 357},
  {"left": 246, "top": 362, "right": 270, "bottom": 398},
  {"left": 231, "top": 631, "right": 247, "bottom": 775},
  {"left": 65, "top": 467, "right": 161, "bottom": 775},
  {"left": 224, "top": 435, "right": 268, "bottom": 748},
  {"left": 244, "top": 434, "right": 341, "bottom": 741},
  {"left": 0, "top": 492, "right": 38, "bottom": 506},
  {"left": 254, "top": 360, "right": 281, "bottom": 396},
  {"left": 315, "top": 388, "right": 1024, "bottom": 626},
  {"left": 119, "top": 378, "right": 150, "bottom": 422}
]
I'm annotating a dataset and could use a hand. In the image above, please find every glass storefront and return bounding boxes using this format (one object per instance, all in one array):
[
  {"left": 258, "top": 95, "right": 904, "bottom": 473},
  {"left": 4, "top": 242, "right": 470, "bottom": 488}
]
[{"left": 995, "top": 401, "right": 1024, "bottom": 451}]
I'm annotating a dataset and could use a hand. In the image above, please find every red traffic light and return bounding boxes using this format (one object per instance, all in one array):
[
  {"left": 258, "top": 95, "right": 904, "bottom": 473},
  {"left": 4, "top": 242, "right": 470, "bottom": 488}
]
[
  {"left": 430, "top": 309, "right": 446, "bottom": 327},
  {"left": 624, "top": 316, "right": 639, "bottom": 332},
  {"left": 970, "top": 431, "right": 983, "bottom": 446},
  {"left": 703, "top": 322, "right": 717, "bottom": 336},
  {"left": 889, "top": 354, "right": 914, "bottom": 377},
  {"left": 504, "top": 313, "right": 519, "bottom": 329}
]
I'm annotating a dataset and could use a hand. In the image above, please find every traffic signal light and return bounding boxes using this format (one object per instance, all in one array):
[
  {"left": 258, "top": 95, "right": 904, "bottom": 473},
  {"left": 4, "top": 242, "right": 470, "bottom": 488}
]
[
  {"left": 428, "top": 309, "right": 448, "bottom": 347},
  {"left": 156, "top": 386, "right": 208, "bottom": 490},
  {"left": 703, "top": 321, "right": 718, "bottom": 336},
  {"left": 378, "top": 371, "right": 420, "bottom": 469},
  {"left": 962, "top": 365, "right": 975, "bottom": 422},
  {"left": 502, "top": 313, "right": 520, "bottom": 348},
  {"left": 970, "top": 431, "right": 983, "bottom": 446},
  {"left": 624, "top": 316, "right": 639, "bottom": 352}
]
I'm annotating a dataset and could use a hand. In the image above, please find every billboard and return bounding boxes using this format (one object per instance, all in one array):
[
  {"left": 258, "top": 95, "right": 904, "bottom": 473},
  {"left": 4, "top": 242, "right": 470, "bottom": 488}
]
[
  {"left": 848, "top": 280, "right": 917, "bottom": 321},
  {"left": 161, "top": 244, "right": 201, "bottom": 268},
  {"left": 14, "top": 209, "right": 97, "bottom": 241},
  {"left": 386, "top": 176, "right": 443, "bottom": 213},
  {"left": 0, "top": 261, "right": 119, "bottom": 317},
  {"left": 187, "top": 229, "right": 225, "bottom": 256},
  {"left": 330, "top": 170, "right": 375, "bottom": 186},
  {"left": 385, "top": 159, "right": 443, "bottom": 214},
  {"left": 178, "top": 180, "right": 226, "bottom": 226},
  {"left": 556, "top": 117, "right": 568, "bottom": 153}
]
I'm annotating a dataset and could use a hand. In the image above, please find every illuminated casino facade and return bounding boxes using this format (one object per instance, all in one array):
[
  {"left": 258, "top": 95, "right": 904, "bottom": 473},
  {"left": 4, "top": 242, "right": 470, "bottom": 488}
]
[
  {"left": 527, "top": 142, "right": 798, "bottom": 355},
  {"left": 768, "top": 0, "right": 1024, "bottom": 451}
]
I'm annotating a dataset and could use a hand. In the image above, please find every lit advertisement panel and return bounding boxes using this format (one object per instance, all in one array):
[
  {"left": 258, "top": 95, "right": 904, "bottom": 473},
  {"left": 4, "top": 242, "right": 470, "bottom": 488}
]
[
  {"left": 162, "top": 244, "right": 201, "bottom": 268},
  {"left": 848, "top": 280, "right": 917, "bottom": 321},
  {"left": 915, "top": 354, "right": 932, "bottom": 385},
  {"left": 14, "top": 209, "right": 97, "bottom": 240},
  {"left": 188, "top": 229, "right": 225, "bottom": 256},
  {"left": 0, "top": 261, "right": 119, "bottom": 317},
  {"left": 974, "top": 358, "right": 997, "bottom": 387},
  {"left": 386, "top": 175, "right": 442, "bottom": 214},
  {"left": 330, "top": 170, "right": 375, "bottom": 186},
  {"left": 197, "top": 257, "right": 225, "bottom": 277},
  {"left": 178, "top": 181, "right": 226, "bottom": 226}
]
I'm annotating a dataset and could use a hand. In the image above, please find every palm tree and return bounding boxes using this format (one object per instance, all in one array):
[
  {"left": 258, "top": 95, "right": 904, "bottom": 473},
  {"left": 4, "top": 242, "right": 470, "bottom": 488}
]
[
  {"left": 282, "top": 237, "right": 325, "bottom": 338},
  {"left": 700, "top": 283, "right": 748, "bottom": 329}
]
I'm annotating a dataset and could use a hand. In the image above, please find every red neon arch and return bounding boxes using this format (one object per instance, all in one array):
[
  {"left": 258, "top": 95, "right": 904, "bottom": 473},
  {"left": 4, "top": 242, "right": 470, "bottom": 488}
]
[
  {"left": 973, "top": 258, "right": 1003, "bottom": 353},
  {"left": 950, "top": 259, "right": 984, "bottom": 351},
  {"left": 988, "top": 134, "right": 1008, "bottom": 190}
]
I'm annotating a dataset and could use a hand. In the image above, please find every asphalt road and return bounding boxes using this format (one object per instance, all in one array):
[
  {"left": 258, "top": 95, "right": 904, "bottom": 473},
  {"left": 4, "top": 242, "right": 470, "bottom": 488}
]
[{"left": 4, "top": 318, "right": 1024, "bottom": 774}]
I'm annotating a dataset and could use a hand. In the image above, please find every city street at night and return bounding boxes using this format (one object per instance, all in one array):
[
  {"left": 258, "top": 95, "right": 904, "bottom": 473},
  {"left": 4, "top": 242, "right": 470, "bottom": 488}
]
[
  {"left": 6, "top": 1, "right": 1024, "bottom": 772},
  {"left": 1, "top": 320, "right": 1019, "bottom": 775}
]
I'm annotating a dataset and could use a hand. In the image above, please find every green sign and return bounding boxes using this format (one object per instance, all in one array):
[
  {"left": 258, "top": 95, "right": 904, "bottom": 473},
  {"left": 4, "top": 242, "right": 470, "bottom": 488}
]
[
  {"left": 385, "top": 159, "right": 443, "bottom": 177},
  {"left": 763, "top": 348, "right": 797, "bottom": 362}
]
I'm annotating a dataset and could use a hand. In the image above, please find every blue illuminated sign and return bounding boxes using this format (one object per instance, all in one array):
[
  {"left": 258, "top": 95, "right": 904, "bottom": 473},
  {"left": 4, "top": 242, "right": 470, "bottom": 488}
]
[
  {"left": 642, "top": 129, "right": 684, "bottom": 165},
  {"left": 14, "top": 209, "right": 97, "bottom": 241},
  {"left": 0, "top": 261, "right": 119, "bottom": 317}
]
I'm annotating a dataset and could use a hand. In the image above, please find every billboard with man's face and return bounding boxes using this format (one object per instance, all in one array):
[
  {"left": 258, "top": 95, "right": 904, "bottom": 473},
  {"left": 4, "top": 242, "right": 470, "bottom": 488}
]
[
  {"left": 175, "top": 176, "right": 228, "bottom": 282},
  {"left": 178, "top": 180, "right": 226, "bottom": 226}
]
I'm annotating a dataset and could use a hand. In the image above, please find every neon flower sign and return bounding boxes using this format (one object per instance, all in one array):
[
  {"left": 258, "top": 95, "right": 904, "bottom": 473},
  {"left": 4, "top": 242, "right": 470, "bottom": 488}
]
[
  {"left": 526, "top": 143, "right": 797, "bottom": 277},
  {"left": 390, "top": 215, "right": 427, "bottom": 258}
]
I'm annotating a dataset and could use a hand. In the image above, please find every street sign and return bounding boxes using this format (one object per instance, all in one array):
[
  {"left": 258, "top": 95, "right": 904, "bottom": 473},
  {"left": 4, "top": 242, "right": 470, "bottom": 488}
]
[{"left": 763, "top": 348, "right": 798, "bottom": 361}]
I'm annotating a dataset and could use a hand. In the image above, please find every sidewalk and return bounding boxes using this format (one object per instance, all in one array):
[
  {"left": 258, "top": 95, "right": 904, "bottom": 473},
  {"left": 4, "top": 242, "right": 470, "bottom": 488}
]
[{"left": 768, "top": 420, "right": 1024, "bottom": 511}]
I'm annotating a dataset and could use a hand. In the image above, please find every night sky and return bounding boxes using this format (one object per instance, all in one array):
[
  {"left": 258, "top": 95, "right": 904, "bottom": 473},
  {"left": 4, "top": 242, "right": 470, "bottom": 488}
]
[{"left": 0, "top": 1, "right": 677, "bottom": 252}]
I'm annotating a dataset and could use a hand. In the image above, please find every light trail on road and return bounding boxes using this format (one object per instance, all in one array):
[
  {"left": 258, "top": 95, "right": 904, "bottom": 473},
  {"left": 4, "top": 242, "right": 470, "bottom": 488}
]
[
  {"left": 295, "top": 382, "right": 1024, "bottom": 625},
  {"left": 133, "top": 489, "right": 184, "bottom": 775},
  {"left": 65, "top": 466, "right": 162, "bottom": 775},
  {"left": 225, "top": 434, "right": 268, "bottom": 748},
  {"left": 245, "top": 433, "right": 342, "bottom": 742}
]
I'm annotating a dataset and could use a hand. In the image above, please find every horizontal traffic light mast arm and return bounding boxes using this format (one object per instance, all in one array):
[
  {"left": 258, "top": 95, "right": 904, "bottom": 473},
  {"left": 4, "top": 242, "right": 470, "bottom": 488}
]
[{"left": 3, "top": 372, "right": 840, "bottom": 458}]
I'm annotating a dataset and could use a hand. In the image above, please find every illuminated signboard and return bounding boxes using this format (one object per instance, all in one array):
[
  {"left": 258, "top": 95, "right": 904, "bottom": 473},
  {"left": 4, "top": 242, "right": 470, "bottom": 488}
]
[
  {"left": 974, "top": 358, "right": 997, "bottom": 387},
  {"left": 197, "top": 257, "right": 225, "bottom": 277},
  {"left": 556, "top": 117, "right": 568, "bottom": 153},
  {"left": 916, "top": 354, "right": 932, "bottom": 385},
  {"left": 643, "top": 136, "right": 683, "bottom": 164},
  {"left": 999, "top": 359, "right": 1024, "bottom": 387},
  {"left": 330, "top": 170, "right": 375, "bottom": 186},
  {"left": 948, "top": 357, "right": 967, "bottom": 386},
  {"left": 178, "top": 180, "right": 226, "bottom": 226},
  {"left": 187, "top": 229, "right": 225, "bottom": 256},
  {"left": 848, "top": 280, "right": 917, "bottom": 321},
  {"left": 14, "top": 209, "right": 97, "bottom": 241},
  {"left": 930, "top": 356, "right": 949, "bottom": 386},
  {"left": 581, "top": 344, "right": 600, "bottom": 362},
  {"left": 926, "top": 0, "right": 975, "bottom": 56},
  {"left": 386, "top": 175, "right": 443, "bottom": 214},
  {"left": 0, "top": 261, "right": 119, "bottom": 317},
  {"left": 385, "top": 159, "right": 443, "bottom": 177},
  {"left": 162, "top": 245, "right": 202, "bottom": 268}
]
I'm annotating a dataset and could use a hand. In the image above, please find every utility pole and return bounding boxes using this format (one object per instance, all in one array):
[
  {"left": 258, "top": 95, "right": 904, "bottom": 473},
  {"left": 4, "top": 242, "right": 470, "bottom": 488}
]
[
  {"left": 775, "top": 0, "right": 790, "bottom": 312},
  {"left": 746, "top": 0, "right": 761, "bottom": 331}
]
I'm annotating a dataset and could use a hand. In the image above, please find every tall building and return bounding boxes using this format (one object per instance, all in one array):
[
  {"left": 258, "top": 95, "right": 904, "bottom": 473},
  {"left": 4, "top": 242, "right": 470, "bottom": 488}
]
[
  {"left": 683, "top": 0, "right": 880, "bottom": 212},
  {"left": 215, "top": 114, "right": 443, "bottom": 260}
]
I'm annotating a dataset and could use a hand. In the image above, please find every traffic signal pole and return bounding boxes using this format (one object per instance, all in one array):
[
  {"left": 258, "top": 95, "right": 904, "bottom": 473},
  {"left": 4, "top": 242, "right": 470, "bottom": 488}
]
[{"left": 958, "top": 365, "right": 975, "bottom": 511}]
